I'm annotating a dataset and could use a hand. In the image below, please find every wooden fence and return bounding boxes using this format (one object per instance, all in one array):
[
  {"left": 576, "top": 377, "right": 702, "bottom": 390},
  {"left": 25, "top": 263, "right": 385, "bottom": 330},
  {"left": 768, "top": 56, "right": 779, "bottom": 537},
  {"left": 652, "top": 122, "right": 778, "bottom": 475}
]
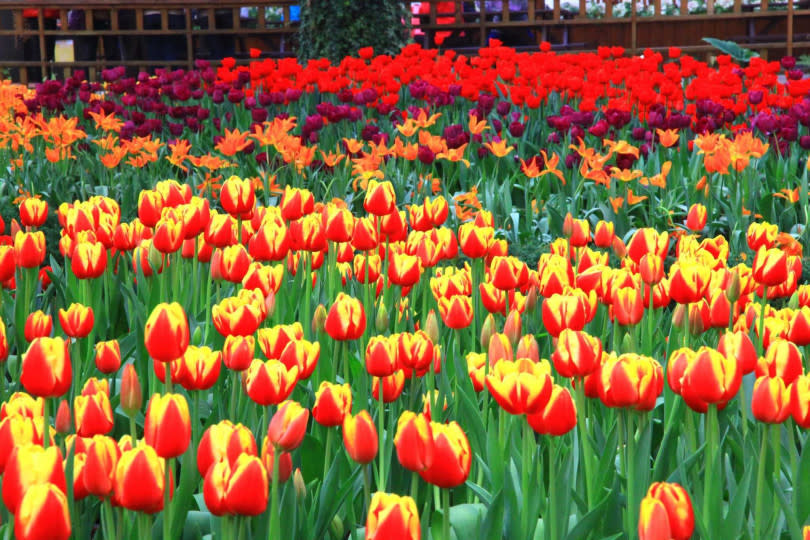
[{"left": 0, "top": 0, "right": 808, "bottom": 83}]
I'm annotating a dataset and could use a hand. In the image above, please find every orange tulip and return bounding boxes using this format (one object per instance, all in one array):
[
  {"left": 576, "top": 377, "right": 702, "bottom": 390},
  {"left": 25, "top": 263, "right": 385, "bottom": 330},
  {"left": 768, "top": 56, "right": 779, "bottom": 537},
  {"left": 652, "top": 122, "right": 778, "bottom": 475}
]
[
  {"left": 437, "top": 295, "right": 473, "bottom": 329},
  {"left": 222, "top": 335, "right": 255, "bottom": 372},
  {"left": 24, "top": 310, "right": 52, "bottom": 342},
  {"left": 642, "top": 482, "right": 694, "bottom": 540},
  {"left": 267, "top": 400, "right": 309, "bottom": 452},
  {"left": 14, "top": 231, "right": 46, "bottom": 268},
  {"left": 74, "top": 391, "right": 114, "bottom": 437},
  {"left": 343, "top": 410, "right": 378, "bottom": 464},
  {"left": 364, "top": 180, "right": 396, "bottom": 216},
  {"left": 21, "top": 337, "right": 71, "bottom": 398},
  {"left": 752, "top": 375, "right": 791, "bottom": 424},
  {"left": 312, "top": 382, "right": 353, "bottom": 427},
  {"left": 552, "top": 329, "right": 602, "bottom": 378},
  {"left": 197, "top": 420, "right": 258, "bottom": 476},
  {"left": 94, "top": 340, "right": 121, "bottom": 374},
  {"left": 418, "top": 421, "right": 471, "bottom": 488},
  {"left": 527, "top": 384, "right": 577, "bottom": 436},
  {"left": 19, "top": 198, "right": 48, "bottom": 228},
  {"left": 58, "top": 303, "right": 94, "bottom": 339},
  {"left": 324, "top": 293, "right": 366, "bottom": 341},
  {"left": 15, "top": 483, "right": 71, "bottom": 540},
  {"left": 144, "top": 393, "right": 191, "bottom": 458},
  {"left": 114, "top": 444, "right": 166, "bottom": 513},
  {"left": 244, "top": 359, "right": 299, "bottom": 406},
  {"left": 71, "top": 241, "right": 108, "bottom": 279},
  {"left": 220, "top": 175, "right": 256, "bottom": 219},
  {"left": 394, "top": 411, "right": 433, "bottom": 473},
  {"left": 3, "top": 444, "right": 66, "bottom": 513},
  {"left": 597, "top": 353, "right": 663, "bottom": 411},
  {"left": 204, "top": 454, "right": 268, "bottom": 516},
  {"left": 144, "top": 303, "right": 189, "bottom": 363},
  {"left": 366, "top": 492, "right": 421, "bottom": 540},
  {"left": 680, "top": 346, "right": 741, "bottom": 412}
]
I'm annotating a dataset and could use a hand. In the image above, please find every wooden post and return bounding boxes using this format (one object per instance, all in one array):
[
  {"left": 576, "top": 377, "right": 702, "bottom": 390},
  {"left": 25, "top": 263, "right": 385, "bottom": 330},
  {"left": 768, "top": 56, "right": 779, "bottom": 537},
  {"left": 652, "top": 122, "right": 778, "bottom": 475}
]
[
  {"left": 579, "top": 0, "right": 587, "bottom": 17},
  {"left": 707, "top": 0, "right": 715, "bottom": 15},
  {"left": 37, "top": 8, "right": 47, "bottom": 81},
  {"left": 734, "top": 0, "right": 741, "bottom": 13},
  {"left": 185, "top": 8, "right": 193, "bottom": 71},
  {"left": 787, "top": 0, "right": 793, "bottom": 55},
  {"left": 631, "top": 0, "right": 637, "bottom": 54},
  {"left": 606, "top": 0, "right": 613, "bottom": 19}
]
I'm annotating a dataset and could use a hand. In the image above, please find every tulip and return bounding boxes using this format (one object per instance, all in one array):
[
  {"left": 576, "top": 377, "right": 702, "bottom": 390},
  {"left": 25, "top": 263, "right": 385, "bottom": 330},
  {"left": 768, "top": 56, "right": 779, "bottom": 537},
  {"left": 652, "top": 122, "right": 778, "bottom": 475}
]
[
  {"left": 144, "top": 393, "right": 191, "bottom": 458},
  {"left": 490, "top": 256, "right": 529, "bottom": 291},
  {"left": 222, "top": 335, "right": 255, "bottom": 372},
  {"left": 267, "top": 400, "right": 309, "bottom": 452},
  {"left": 1, "top": 392, "right": 45, "bottom": 420},
  {"left": 120, "top": 364, "right": 142, "bottom": 417},
  {"left": 366, "top": 492, "right": 421, "bottom": 540},
  {"left": 152, "top": 218, "right": 185, "bottom": 254},
  {"left": 0, "top": 245, "right": 14, "bottom": 283},
  {"left": 280, "top": 187, "right": 314, "bottom": 221},
  {"left": 94, "top": 340, "right": 121, "bottom": 374},
  {"left": 563, "top": 213, "right": 590, "bottom": 247},
  {"left": 19, "top": 197, "right": 48, "bottom": 228},
  {"left": 685, "top": 203, "right": 707, "bottom": 231},
  {"left": 458, "top": 223, "right": 493, "bottom": 259},
  {"left": 197, "top": 420, "right": 258, "bottom": 476},
  {"left": 21, "top": 337, "right": 71, "bottom": 398},
  {"left": 419, "top": 421, "right": 471, "bottom": 488},
  {"left": 597, "top": 353, "right": 663, "bottom": 411},
  {"left": 259, "top": 437, "right": 293, "bottom": 483},
  {"left": 365, "top": 335, "right": 397, "bottom": 377},
  {"left": 680, "top": 347, "right": 741, "bottom": 412},
  {"left": 552, "top": 329, "right": 602, "bottom": 378},
  {"left": 313, "top": 382, "right": 353, "bottom": 427},
  {"left": 24, "top": 311, "right": 53, "bottom": 342},
  {"left": 372, "top": 371, "right": 406, "bottom": 403},
  {"left": 752, "top": 246, "right": 788, "bottom": 286},
  {"left": 788, "top": 306, "right": 810, "bottom": 346},
  {"left": 394, "top": 411, "right": 434, "bottom": 473},
  {"left": 244, "top": 360, "right": 298, "bottom": 406},
  {"left": 668, "top": 261, "right": 711, "bottom": 304},
  {"left": 388, "top": 252, "right": 422, "bottom": 287},
  {"left": 144, "top": 303, "right": 189, "bottom": 363},
  {"left": 746, "top": 221, "right": 778, "bottom": 251},
  {"left": 437, "top": 295, "right": 473, "bottom": 329},
  {"left": 138, "top": 190, "right": 164, "bottom": 228},
  {"left": 638, "top": 496, "right": 673, "bottom": 540},
  {"left": 717, "top": 330, "right": 757, "bottom": 374},
  {"left": 541, "top": 291, "right": 591, "bottom": 337},
  {"left": 527, "top": 384, "right": 577, "bottom": 436},
  {"left": 58, "top": 303, "right": 94, "bottom": 339},
  {"left": 364, "top": 180, "right": 396, "bottom": 216},
  {"left": 14, "top": 231, "right": 46, "bottom": 268},
  {"left": 790, "top": 375, "right": 810, "bottom": 428},
  {"left": 3, "top": 444, "right": 66, "bottom": 513},
  {"left": 114, "top": 444, "right": 166, "bottom": 513},
  {"left": 486, "top": 358, "right": 553, "bottom": 415},
  {"left": 324, "top": 293, "right": 366, "bottom": 341},
  {"left": 643, "top": 482, "right": 695, "bottom": 540},
  {"left": 71, "top": 241, "right": 108, "bottom": 279},
  {"left": 74, "top": 391, "right": 114, "bottom": 437},
  {"left": 343, "top": 410, "right": 378, "bottom": 464},
  {"left": 612, "top": 286, "right": 644, "bottom": 326},
  {"left": 79, "top": 435, "right": 119, "bottom": 498},
  {"left": 15, "top": 483, "right": 71, "bottom": 540},
  {"left": 626, "top": 228, "right": 669, "bottom": 265},
  {"left": 175, "top": 346, "right": 222, "bottom": 391},
  {"left": 593, "top": 220, "right": 615, "bottom": 248},
  {"left": 220, "top": 175, "right": 256, "bottom": 219},
  {"left": 204, "top": 454, "right": 268, "bottom": 516},
  {"left": 752, "top": 375, "right": 791, "bottom": 424},
  {"left": 257, "top": 323, "right": 303, "bottom": 360},
  {"left": 756, "top": 339, "right": 803, "bottom": 384}
]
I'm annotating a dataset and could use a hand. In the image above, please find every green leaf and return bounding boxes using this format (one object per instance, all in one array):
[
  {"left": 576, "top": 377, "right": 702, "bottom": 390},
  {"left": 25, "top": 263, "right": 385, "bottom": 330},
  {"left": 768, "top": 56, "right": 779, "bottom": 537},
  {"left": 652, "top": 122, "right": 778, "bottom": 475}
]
[
  {"left": 797, "top": 440, "right": 810, "bottom": 525},
  {"left": 565, "top": 482, "right": 618, "bottom": 540},
  {"left": 702, "top": 37, "right": 759, "bottom": 63},
  {"left": 723, "top": 463, "right": 753, "bottom": 536},
  {"left": 481, "top": 489, "right": 505, "bottom": 540}
]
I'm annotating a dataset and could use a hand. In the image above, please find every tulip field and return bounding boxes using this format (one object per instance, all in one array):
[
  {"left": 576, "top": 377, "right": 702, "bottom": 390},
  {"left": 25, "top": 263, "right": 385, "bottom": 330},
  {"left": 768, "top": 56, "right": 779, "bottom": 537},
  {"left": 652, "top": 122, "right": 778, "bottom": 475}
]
[{"left": 3, "top": 41, "right": 810, "bottom": 539}]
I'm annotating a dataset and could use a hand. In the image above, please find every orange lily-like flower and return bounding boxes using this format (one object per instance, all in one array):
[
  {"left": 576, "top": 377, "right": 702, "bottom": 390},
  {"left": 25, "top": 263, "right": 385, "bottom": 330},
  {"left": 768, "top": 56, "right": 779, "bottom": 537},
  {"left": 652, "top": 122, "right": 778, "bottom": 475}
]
[
  {"left": 166, "top": 139, "right": 192, "bottom": 173},
  {"left": 656, "top": 128, "right": 680, "bottom": 148},
  {"left": 610, "top": 168, "right": 643, "bottom": 183},
  {"left": 774, "top": 187, "right": 801, "bottom": 204},
  {"left": 468, "top": 114, "right": 488, "bottom": 135},
  {"left": 215, "top": 128, "right": 251, "bottom": 157},
  {"left": 639, "top": 161, "right": 672, "bottom": 189},
  {"left": 453, "top": 187, "right": 482, "bottom": 221},
  {"left": 436, "top": 144, "right": 470, "bottom": 167},
  {"left": 483, "top": 139, "right": 514, "bottom": 158},
  {"left": 413, "top": 109, "right": 442, "bottom": 129},
  {"left": 603, "top": 138, "right": 639, "bottom": 159},
  {"left": 88, "top": 109, "right": 123, "bottom": 133}
]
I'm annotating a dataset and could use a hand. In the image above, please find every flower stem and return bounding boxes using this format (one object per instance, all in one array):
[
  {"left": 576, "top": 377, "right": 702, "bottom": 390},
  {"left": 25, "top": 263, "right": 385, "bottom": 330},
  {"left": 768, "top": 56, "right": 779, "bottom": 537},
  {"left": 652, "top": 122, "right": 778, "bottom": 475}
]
[
  {"left": 377, "top": 382, "right": 386, "bottom": 490},
  {"left": 269, "top": 445, "right": 281, "bottom": 540},
  {"left": 573, "top": 380, "right": 595, "bottom": 509},
  {"left": 442, "top": 488, "right": 451, "bottom": 540}
]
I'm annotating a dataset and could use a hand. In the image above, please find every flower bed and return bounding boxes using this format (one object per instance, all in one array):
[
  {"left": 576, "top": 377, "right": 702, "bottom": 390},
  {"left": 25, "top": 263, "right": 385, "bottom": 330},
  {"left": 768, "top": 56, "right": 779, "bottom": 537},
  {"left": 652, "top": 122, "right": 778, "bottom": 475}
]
[{"left": 0, "top": 42, "right": 810, "bottom": 539}]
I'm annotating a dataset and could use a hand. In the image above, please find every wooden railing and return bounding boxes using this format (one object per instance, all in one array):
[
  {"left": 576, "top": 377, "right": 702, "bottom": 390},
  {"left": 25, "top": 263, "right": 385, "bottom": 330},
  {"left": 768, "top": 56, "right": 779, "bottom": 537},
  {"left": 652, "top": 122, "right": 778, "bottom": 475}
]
[{"left": 0, "top": 0, "right": 808, "bottom": 84}]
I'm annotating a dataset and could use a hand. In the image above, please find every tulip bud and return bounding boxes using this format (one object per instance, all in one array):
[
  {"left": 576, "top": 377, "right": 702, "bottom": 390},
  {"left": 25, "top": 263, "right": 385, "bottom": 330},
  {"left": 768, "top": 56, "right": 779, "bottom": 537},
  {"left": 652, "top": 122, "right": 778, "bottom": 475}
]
[
  {"left": 503, "top": 310, "right": 521, "bottom": 347},
  {"left": 120, "top": 364, "right": 142, "bottom": 416},
  {"left": 688, "top": 304, "right": 705, "bottom": 336},
  {"left": 94, "top": 340, "right": 121, "bottom": 374},
  {"left": 375, "top": 300, "right": 389, "bottom": 333},
  {"left": 671, "top": 303, "right": 686, "bottom": 329},
  {"left": 725, "top": 268, "right": 741, "bottom": 303},
  {"left": 424, "top": 309, "right": 439, "bottom": 344},
  {"left": 480, "top": 313, "right": 496, "bottom": 351},
  {"left": 330, "top": 516, "right": 344, "bottom": 539},
  {"left": 293, "top": 468, "right": 306, "bottom": 499},
  {"left": 54, "top": 399, "right": 71, "bottom": 434}
]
